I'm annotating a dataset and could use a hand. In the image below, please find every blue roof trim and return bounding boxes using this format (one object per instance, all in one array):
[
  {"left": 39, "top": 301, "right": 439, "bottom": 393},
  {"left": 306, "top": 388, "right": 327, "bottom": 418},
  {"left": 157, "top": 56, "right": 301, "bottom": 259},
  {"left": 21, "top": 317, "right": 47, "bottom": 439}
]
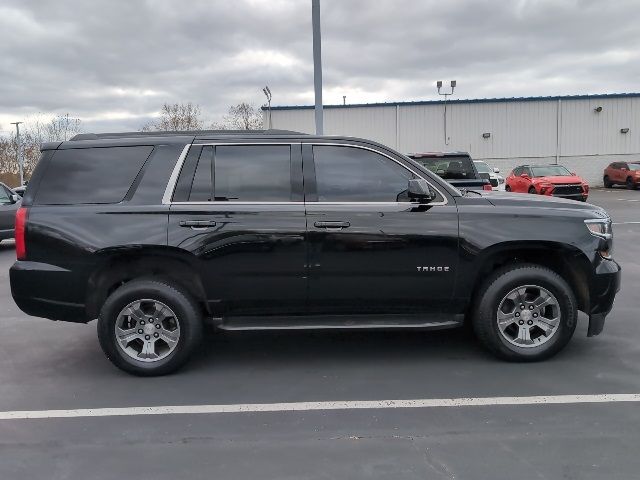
[{"left": 264, "top": 92, "right": 640, "bottom": 111}]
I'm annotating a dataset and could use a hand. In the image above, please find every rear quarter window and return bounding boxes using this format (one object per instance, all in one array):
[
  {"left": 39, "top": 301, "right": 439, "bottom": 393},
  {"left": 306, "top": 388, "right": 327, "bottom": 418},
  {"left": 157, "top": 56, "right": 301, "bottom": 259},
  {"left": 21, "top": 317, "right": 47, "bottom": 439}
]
[{"left": 34, "top": 146, "right": 153, "bottom": 205}]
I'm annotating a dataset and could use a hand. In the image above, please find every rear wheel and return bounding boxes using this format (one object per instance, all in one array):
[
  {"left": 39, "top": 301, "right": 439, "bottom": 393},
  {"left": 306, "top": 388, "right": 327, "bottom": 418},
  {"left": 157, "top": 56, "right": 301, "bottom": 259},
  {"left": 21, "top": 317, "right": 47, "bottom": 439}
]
[
  {"left": 528, "top": 186, "right": 537, "bottom": 195},
  {"left": 98, "top": 279, "right": 203, "bottom": 376},
  {"left": 627, "top": 177, "right": 636, "bottom": 190},
  {"left": 603, "top": 176, "right": 612, "bottom": 188},
  {"left": 505, "top": 185, "right": 511, "bottom": 192},
  {"left": 472, "top": 264, "right": 577, "bottom": 361}
]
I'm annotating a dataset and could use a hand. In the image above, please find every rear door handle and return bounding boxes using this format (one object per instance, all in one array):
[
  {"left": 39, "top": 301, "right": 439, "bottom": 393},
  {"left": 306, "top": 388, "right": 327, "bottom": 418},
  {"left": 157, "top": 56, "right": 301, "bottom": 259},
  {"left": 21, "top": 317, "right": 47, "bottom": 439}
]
[
  {"left": 179, "top": 220, "right": 217, "bottom": 229},
  {"left": 314, "top": 221, "right": 351, "bottom": 230}
]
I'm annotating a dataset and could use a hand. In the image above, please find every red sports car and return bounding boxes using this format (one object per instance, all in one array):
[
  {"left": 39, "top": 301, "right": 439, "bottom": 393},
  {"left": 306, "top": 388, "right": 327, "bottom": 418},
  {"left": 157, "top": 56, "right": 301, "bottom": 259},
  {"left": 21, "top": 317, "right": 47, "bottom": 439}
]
[{"left": 505, "top": 164, "right": 588, "bottom": 201}]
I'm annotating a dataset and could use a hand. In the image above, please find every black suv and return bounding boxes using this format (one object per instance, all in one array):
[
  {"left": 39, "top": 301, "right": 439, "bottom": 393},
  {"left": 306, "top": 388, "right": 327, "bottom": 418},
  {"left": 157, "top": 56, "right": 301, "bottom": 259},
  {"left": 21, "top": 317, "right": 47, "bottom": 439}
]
[{"left": 10, "top": 131, "right": 621, "bottom": 375}]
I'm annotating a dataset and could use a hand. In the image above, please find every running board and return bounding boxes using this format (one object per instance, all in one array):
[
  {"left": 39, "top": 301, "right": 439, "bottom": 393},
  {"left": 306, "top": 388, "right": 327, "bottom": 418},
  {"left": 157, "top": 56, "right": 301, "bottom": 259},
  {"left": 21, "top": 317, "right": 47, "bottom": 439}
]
[{"left": 216, "top": 314, "right": 464, "bottom": 331}]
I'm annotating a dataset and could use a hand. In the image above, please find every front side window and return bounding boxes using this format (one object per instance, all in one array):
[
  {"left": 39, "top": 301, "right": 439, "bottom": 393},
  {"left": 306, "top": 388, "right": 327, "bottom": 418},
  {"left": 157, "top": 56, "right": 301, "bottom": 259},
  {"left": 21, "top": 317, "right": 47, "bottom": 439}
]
[
  {"left": 0, "top": 186, "right": 10, "bottom": 204},
  {"left": 313, "top": 145, "right": 416, "bottom": 202}
]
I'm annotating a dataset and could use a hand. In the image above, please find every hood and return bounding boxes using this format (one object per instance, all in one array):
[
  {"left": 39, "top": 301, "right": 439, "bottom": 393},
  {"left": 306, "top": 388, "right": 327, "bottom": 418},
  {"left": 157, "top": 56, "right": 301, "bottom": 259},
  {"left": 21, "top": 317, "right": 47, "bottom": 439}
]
[
  {"left": 476, "top": 190, "right": 602, "bottom": 212},
  {"left": 534, "top": 175, "right": 584, "bottom": 184}
]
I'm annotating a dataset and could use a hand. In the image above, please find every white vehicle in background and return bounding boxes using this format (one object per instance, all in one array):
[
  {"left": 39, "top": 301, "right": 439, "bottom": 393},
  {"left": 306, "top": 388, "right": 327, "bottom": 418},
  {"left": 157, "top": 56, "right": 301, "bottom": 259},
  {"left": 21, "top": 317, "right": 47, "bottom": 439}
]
[{"left": 474, "top": 160, "right": 505, "bottom": 191}]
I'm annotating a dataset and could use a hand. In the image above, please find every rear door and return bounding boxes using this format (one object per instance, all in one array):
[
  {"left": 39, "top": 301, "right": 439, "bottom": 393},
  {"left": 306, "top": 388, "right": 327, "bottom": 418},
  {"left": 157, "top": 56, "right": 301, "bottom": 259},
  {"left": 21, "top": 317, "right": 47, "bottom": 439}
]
[
  {"left": 303, "top": 143, "right": 459, "bottom": 316},
  {"left": 167, "top": 142, "right": 307, "bottom": 318}
]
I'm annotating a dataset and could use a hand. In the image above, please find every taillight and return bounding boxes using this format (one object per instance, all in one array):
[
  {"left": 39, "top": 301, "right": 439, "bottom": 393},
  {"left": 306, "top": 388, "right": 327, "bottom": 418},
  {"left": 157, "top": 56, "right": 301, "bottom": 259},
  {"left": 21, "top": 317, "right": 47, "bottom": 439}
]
[
  {"left": 15, "top": 207, "right": 28, "bottom": 260},
  {"left": 483, "top": 184, "right": 493, "bottom": 191}
]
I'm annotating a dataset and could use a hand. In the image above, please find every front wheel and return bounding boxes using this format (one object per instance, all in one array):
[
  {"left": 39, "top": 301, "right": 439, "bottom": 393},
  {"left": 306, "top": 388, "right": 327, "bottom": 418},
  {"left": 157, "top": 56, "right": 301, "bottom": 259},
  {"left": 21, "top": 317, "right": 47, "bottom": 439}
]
[
  {"left": 97, "top": 279, "right": 203, "bottom": 376},
  {"left": 603, "top": 176, "right": 612, "bottom": 188},
  {"left": 472, "top": 264, "right": 577, "bottom": 361},
  {"left": 528, "top": 186, "right": 537, "bottom": 195},
  {"left": 505, "top": 185, "right": 511, "bottom": 192},
  {"left": 627, "top": 177, "right": 636, "bottom": 190}
]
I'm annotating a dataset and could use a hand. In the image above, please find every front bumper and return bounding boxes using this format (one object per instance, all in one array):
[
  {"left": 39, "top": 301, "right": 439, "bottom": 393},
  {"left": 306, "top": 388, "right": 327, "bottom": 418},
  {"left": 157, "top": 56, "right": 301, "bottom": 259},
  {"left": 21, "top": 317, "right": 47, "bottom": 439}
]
[{"left": 587, "top": 257, "right": 621, "bottom": 336}]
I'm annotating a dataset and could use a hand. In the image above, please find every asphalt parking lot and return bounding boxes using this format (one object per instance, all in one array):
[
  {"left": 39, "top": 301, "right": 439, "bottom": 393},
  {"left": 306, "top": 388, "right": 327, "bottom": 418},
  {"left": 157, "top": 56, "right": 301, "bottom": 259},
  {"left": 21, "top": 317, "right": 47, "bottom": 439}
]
[{"left": 0, "top": 188, "right": 639, "bottom": 479}]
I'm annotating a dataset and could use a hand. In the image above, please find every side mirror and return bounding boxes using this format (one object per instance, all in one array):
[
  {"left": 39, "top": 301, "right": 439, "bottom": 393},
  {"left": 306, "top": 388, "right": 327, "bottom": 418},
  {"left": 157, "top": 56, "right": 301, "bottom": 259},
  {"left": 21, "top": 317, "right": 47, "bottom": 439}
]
[
  {"left": 408, "top": 179, "right": 436, "bottom": 203},
  {"left": 10, "top": 194, "right": 20, "bottom": 204},
  {"left": 493, "top": 167, "right": 500, "bottom": 174}
]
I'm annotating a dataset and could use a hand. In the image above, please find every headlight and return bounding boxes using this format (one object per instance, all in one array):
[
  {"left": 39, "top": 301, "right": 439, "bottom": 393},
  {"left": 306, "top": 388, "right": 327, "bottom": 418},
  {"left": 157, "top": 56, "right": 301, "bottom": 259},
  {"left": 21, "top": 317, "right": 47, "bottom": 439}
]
[{"left": 584, "top": 219, "right": 612, "bottom": 239}]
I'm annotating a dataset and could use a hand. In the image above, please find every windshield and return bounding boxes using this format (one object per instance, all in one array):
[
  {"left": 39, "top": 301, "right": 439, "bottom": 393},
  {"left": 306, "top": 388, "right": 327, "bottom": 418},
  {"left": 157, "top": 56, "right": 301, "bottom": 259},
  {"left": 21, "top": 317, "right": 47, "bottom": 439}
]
[
  {"left": 474, "top": 161, "right": 491, "bottom": 174},
  {"left": 531, "top": 165, "right": 571, "bottom": 177},
  {"left": 411, "top": 155, "right": 476, "bottom": 180}
]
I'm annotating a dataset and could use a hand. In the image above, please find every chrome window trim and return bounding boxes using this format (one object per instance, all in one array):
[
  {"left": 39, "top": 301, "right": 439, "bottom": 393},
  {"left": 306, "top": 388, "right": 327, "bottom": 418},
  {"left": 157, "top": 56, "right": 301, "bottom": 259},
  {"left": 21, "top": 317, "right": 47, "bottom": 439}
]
[
  {"left": 162, "top": 144, "right": 191, "bottom": 205},
  {"left": 162, "top": 142, "right": 449, "bottom": 206}
]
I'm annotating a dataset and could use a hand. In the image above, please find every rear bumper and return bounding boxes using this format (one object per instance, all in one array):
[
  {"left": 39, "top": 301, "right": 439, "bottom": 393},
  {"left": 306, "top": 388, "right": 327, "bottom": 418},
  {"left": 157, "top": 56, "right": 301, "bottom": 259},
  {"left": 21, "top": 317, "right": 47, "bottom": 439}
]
[
  {"left": 10, "top": 261, "right": 88, "bottom": 323},
  {"left": 587, "top": 258, "right": 621, "bottom": 336}
]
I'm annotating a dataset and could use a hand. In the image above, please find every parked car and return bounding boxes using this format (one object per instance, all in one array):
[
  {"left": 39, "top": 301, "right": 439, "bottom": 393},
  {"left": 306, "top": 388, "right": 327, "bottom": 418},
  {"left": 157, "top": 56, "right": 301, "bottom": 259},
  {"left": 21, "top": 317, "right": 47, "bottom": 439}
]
[
  {"left": 505, "top": 164, "right": 589, "bottom": 201},
  {"left": 11, "top": 131, "right": 620, "bottom": 375},
  {"left": 603, "top": 162, "right": 640, "bottom": 189},
  {"left": 0, "top": 182, "right": 21, "bottom": 242},
  {"left": 407, "top": 152, "right": 492, "bottom": 190},
  {"left": 474, "top": 160, "right": 505, "bottom": 191}
]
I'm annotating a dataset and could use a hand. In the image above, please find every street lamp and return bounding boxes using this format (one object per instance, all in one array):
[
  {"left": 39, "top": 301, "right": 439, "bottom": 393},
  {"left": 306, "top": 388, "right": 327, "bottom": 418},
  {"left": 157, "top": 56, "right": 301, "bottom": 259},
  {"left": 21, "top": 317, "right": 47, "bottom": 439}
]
[
  {"left": 436, "top": 80, "right": 456, "bottom": 146},
  {"left": 262, "top": 86, "right": 272, "bottom": 129},
  {"left": 10, "top": 121, "right": 24, "bottom": 186}
]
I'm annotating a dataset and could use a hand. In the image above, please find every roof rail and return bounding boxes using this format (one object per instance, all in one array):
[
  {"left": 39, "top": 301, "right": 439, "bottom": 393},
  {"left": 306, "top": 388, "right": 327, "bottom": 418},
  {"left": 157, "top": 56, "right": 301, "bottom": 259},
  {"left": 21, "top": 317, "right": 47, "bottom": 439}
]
[{"left": 69, "top": 129, "right": 306, "bottom": 141}]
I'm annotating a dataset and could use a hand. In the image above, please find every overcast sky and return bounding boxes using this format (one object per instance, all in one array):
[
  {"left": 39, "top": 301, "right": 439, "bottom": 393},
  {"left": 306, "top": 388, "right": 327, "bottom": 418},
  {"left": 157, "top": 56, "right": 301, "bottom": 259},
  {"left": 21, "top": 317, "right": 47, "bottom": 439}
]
[{"left": 1, "top": 0, "right": 639, "bottom": 134}]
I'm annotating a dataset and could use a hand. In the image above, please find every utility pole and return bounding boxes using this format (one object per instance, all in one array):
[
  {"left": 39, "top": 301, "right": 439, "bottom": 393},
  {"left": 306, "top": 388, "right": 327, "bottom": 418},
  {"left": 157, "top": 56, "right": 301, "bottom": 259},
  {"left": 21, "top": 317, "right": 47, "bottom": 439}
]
[
  {"left": 436, "top": 80, "right": 456, "bottom": 146},
  {"left": 10, "top": 122, "right": 24, "bottom": 186},
  {"left": 312, "top": 0, "right": 323, "bottom": 135},
  {"left": 262, "top": 86, "right": 272, "bottom": 129},
  {"left": 343, "top": 95, "right": 346, "bottom": 106}
]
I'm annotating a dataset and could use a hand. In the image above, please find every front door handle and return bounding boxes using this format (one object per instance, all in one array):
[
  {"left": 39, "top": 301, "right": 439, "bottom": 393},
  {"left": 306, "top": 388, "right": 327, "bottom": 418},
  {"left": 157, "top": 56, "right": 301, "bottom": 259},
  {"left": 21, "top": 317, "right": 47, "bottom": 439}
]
[
  {"left": 314, "top": 221, "right": 351, "bottom": 230},
  {"left": 179, "top": 220, "right": 217, "bottom": 230}
]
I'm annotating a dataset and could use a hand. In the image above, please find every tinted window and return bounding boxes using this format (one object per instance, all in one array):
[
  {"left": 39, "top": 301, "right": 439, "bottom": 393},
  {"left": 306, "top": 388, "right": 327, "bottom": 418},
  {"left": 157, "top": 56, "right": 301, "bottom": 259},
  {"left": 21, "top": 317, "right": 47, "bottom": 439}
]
[
  {"left": 0, "top": 185, "right": 10, "bottom": 203},
  {"left": 410, "top": 155, "right": 476, "bottom": 180},
  {"left": 190, "top": 146, "right": 213, "bottom": 201},
  {"left": 512, "top": 167, "right": 522, "bottom": 176},
  {"left": 35, "top": 146, "right": 153, "bottom": 205},
  {"left": 474, "top": 161, "right": 491, "bottom": 174},
  {"left": 314, "top": 145, "right": 415, "bottom": 202},
  {"left": 214, "top": 145, "right": 291, "bottom": 201},
  {"left": 628, "top": 163, "right": 640, "bottom": 170}
]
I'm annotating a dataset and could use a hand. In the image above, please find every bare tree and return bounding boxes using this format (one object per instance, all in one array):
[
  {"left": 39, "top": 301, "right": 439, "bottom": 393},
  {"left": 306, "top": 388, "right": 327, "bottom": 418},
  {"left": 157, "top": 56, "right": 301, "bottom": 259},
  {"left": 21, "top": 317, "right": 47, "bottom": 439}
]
[
  {"left": 213, "top": 103, "right": 263, "bottom": 130},
  {"left": 142, "top": 103, "right": 203, "bottom": 131}
]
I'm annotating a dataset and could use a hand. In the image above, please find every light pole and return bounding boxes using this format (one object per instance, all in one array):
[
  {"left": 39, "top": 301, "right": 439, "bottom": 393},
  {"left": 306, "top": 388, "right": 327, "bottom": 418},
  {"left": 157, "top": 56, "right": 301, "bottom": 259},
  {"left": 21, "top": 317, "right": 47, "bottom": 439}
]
[
  {"left": 436, "top": 80, "right": 456, "bottom": 146},
  {"left": 262, "top": 86, "right": 272, "bottom": 129},
  {"left": 10, "top": 121, "right": 24, "bottom": 186},
  {"left": 312, "top": 0, "right": 323, "bottom": 135}
]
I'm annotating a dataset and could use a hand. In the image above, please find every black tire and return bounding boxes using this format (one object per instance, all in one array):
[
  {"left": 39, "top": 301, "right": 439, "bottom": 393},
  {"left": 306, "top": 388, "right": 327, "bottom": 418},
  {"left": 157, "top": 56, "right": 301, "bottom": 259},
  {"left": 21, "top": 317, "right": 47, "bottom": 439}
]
[
  {"left": 97, "top": 279, "right": 203, "bottom": 376},
  {"left": 505, "top": 185, "right": 511, "bottom": 192},
  {"left": 472, "top": 264, "right": 577, "bottom": 362},
  {"left": 528, "top": 186, "right": 537, "bottom": 195},
  {"left": 603, "top": 176, "right": 612, "bottom": 188},
  {"left": 626, "top": 177, "right": 635, "bottom": 190}
]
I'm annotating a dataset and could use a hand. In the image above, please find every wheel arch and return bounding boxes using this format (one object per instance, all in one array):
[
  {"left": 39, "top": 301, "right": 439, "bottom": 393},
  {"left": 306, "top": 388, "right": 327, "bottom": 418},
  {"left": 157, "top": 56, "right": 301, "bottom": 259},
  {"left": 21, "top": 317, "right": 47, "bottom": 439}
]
[
  {"left": 85, "top": 246, "right": 209, "bottom": 321},
  {"left": 467, "top": 241, "right": 592, "bottom": 315}
]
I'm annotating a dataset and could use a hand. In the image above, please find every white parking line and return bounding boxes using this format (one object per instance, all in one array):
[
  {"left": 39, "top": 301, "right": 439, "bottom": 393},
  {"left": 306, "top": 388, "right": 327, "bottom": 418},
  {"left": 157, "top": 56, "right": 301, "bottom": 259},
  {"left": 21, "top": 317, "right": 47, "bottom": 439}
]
[
  {"left": 613, "top": 221, "right": 640, "bottom": 225},
  {"left": 1, "top": 394, "right": 639, "bottom": 420}
]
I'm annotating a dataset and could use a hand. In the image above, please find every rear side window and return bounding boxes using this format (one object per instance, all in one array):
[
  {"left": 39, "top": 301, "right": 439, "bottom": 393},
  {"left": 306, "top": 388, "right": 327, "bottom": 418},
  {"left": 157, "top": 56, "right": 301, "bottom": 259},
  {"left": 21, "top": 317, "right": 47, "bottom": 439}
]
[
  {"left": 411, "top": 155, "right": 476, "bottom": 180},
  {"left": 35, "top": 146, "right": 153, "bottom": 205},
  {"left": 174, "top": 144, "right": 292, "bottom": 202},
  {"left": 313, "top": 145, "right": 415, "bottom": 202}
]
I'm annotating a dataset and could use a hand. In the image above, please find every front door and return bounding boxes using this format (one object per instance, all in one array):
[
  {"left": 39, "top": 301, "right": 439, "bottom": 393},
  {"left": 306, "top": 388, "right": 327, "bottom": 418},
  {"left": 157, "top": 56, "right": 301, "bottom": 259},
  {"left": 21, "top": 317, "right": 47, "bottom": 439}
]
[
  {"left": 303, "top": 143, "right": 459, "bottom": 316},
  {"left": 168, "top": 143, "right": 307, "bottom": 317}
]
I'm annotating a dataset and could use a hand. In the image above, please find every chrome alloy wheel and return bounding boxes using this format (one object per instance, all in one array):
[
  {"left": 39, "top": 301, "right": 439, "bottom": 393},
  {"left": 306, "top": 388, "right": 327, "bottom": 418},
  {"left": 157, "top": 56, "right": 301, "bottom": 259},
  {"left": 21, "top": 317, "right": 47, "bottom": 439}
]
[
  {"left": 114, "top": 299, "right": 181, "bottom": 362},
  {"left": 496, "top": 285, "right": 561, "bottom": 348}
]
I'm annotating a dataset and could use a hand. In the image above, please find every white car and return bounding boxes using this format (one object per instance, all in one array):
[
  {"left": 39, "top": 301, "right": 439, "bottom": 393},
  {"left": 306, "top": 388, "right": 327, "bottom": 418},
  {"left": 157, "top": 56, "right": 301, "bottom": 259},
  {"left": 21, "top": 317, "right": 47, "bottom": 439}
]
[{"left": 474, "top": 160, "right": 505, "bottom": 191}]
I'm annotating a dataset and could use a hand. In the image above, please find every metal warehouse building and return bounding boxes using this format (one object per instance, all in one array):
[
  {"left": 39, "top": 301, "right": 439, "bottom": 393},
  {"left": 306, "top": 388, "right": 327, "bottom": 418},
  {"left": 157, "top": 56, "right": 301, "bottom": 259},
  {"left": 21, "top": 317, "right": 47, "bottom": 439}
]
[{"left": 264, "top": 93, "right": 640, "bottom": 186}]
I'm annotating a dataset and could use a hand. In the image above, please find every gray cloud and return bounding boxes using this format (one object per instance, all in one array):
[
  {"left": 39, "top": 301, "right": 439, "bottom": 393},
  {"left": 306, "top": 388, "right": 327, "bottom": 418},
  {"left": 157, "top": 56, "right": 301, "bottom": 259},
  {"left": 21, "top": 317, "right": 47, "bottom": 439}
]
[{"left": 0, "top": 0, "right": 638, "bottom": 133}]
